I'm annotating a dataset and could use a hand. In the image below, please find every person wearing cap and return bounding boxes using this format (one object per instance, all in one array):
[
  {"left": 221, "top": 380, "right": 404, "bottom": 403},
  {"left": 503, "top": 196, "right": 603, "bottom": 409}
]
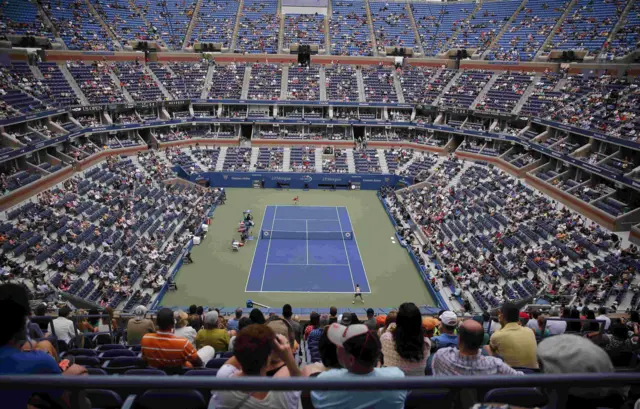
[
  {"left": 381, "top": 302, "right": 430, "bottom": 376},
  {"left": 142, "top": 308, "right": 210, "bottom": 369},
  {"left": 311, "top": 323, "right": 407, "bottom": 409},
  {"left": 364, "top": 308, "right": 376, "bottom": 331},
  {"left": 432, "top": 311, "right": 459, "bottom": 349},
  {"left": 126, "top": 305, "right": 155, "bottom": 345},
  {"left": 432, "top": 319, "right": 524, "bottom": 376},
  {"left": 196, "top": 310, "right": 232, "bottom": 352},
  {"left": 537, "top": 334, "right": 628, "bottom": 408},
  {"left": 487, "top": 303, "right": 538, "bottom": 369}
]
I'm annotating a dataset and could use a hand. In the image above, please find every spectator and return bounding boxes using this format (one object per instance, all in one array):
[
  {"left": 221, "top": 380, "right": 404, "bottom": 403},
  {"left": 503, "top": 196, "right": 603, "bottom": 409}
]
[
  {"left": 250, "top": 308, "right": 266, "bottom": 324},
  {"left": 329, "top": 306, "right": 338, "bottom": 324},
  {"left": 142, "top": 308, "right": 211, "bottom": 369},
  {"left": 226, "top": 308, "right": 243, "bottom": 332},
  {"left": 380, "top": 302, "right": 430, "bottom": 376},
  {"left": 48, "top": 305, "right": 78, "bottom": 346},
  {"left": 545, "top": 307, "right": 567, "bottom": 336},
  {"left": 188, "top": 304, "right": 202, "bottom": 330},
  {"left": 526, "top": 310, "right": 540, "bottom": 331},
  {"left": 537, "top": 334, "right": 628, "bottom": 408},
  {"left": 534, "top": 314, "right": 551, "bottom": 342},
  {"left": 487, "top": 303, "right": 538, "bottom": 369},
  {"left": 482, "top": 312, "right": 501, "bottom": 335},
  {"left": 379, "top": 311, "right": 398, "bottom": 336},
  {"left": 364, "top": 308, "right": 376, "bottom": 330},
  {"left": 126, "top": 305, "right": 155, "bottom": 345},
  {"left": 302, "top": 326, "right": 341, "bottom": 377},
  {"left": 432, "top": 311, "right": 458, "bottom": 349},
  {"left": 265, "top": 318, "right": 299, "bottom": 376},
  {"left": 33, "top": 303, "right": 49, "bottom": 332},
  {"left": 432, "top": 319, "right": 524, "bottom": 376},
  {"left": 0, "top": 283, "right": 88, "bottom": 409},
  {"left": 305, "top": 311, "right": 320, "bottom": 340},
  {"left": 596, "top": 307, "right": 612, "bottom": 331},
  {"left": 422, "top": 317, "right": 439, "bottom": 340},
  {"left": 212, "top": 324, "right": 301, "bottom": 409},
  {"left": 283, "top": 303, "right": 302, "bottom": 344},
  {"left": 196, "top": 310, "right": 231, "bottom": 352},
  {"left": 567, "top": 308, "right": 582, "bottom": 332},
  {"left": 229, "top": 317, "right": 253, "bottom": 353},
  {"left": 308, "top": 314, "right": 330, "bottom": 347},
  {"left": 174, "top": 310, "right": 197, "bottom": 347},
  {"left": 311, "top": 323, "right": 407, "bottom": 409}
]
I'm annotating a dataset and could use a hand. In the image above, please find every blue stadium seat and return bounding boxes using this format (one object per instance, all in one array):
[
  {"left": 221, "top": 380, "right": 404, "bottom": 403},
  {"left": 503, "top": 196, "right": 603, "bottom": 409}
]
[
  {"left": 134, "top": 390, "right": 207, "bottom": 409},
  {"left": 483, "top": 387, "right": 547, "bottom": 407}
]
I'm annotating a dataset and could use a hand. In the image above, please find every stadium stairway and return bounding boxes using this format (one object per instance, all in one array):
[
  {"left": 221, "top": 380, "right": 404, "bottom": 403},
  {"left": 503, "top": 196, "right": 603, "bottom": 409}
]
[
  {"left": 397, "top": 151, "right": 419, "bottom": 174},
  {"left": 146, "top": 66, "right": 173, "bottom": 100},
  {"left": 393, "top": 71, "right": 405, "bottom": 103},
  {"left": 229, "top": 0, "right": 244, "bottom": 52},
  {"left": 471, "top": 72, "right": 502, "bottom": 110},
  {"left": 29, "top": 64, "right": 44, "bottom": 80},
  {"left": 512, "top": 73, "right": 542, "bottom": 115},
  {"left": 435, "top": 71, "right": 463, "bottom": 106},
  {"left": 86, "top": 0, "right": 122, "bottom": 50},
  {"left": 364, "top": 0, "right": 379, "bottom": 56},
  {"left": 241, "top": 66, "right": 251, "bottom": 99},
  {"left": 249, "top": 147, "right": 259, "bottom": 171},
  {"left": 201, "top": 64, "right": 216, "bottom": 99},
  {"left": 282, "top": 148, "right": 291, "bottom": 172},
  {"left": 280, "top": 65, "right": 289, "bottom": 100},
  {"left": 60, "top": 64, "right": 90, "bottom": 105},
  {"left": 182, "top": 0, "right": 204, "bottom": 49},
  {"left": 356, "top": 68, "right": 366, "bottom": 102},
  {"left": 215, "top": 147, "right": 228, "bottom": 171},
  {"left": 346, "top": 149, "right": 356, "bottom": 173},
  {"left": 319, "top": 67, "right": 327, "bottom": 101},
  {"left": 481, "top": 0, "right": 528, "bottom": 60},
  {"left": 405, "top": 2, "right": 426, "bottom": 56},
  {"left": 107, "top": 69, "right": 134, "bottom": 103},
  {"left": 377, "top": 149, "right": 390, "bottom": 174},
  {"left": 314, "top": 148, "right": 323, "bottom": 173},
  {"left": 533, "top": 0, "right": 579, "bottom": 60}
]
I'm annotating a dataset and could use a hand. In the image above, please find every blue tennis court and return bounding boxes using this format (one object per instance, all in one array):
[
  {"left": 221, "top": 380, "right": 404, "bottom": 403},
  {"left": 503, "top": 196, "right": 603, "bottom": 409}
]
[{"left": 246, "top": 206, "right": 370, "bottom": 293}]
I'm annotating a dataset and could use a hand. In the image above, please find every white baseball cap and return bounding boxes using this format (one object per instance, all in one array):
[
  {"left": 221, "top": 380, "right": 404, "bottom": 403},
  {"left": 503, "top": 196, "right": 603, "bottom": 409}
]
[
  {"left": 327, "top": 323, "right": 370, "bottom": 346},
  {"left": 439, "top": 311, "right": 458, "bottom": 326}
]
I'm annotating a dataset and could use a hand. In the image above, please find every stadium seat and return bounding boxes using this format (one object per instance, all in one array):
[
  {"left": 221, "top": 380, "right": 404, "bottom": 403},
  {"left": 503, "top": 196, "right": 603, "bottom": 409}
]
[
  {"left": 97, "top": 344, "right": 127, "bottom": 351},
  {"left": 100, "top": 349, "right": 137, "bottom": 359},
  {"left": 87, "top": 368, "right": 108, "bottom": 376},
  {"left": 405, "top": 389, "right": 454, "bottom": 409},
  {"left": 124, "top": 369, "right": 166, "bottom": 376},
  {"left": 205, "top": 358, "right": 228, "bottom": 369},
  {"left": 483, "top": 387, "right": 548, "bottom": 407},
  {"left": 103, "top": 357, "right": 143, "bottom": 374},
  {"left": 74, "top": 356, "right": 101, "bottom": 367},
  {"left": 184, "top": 369, "right": 219, "bottom": 376},
  {"left": 133, "top": 390, "right": 207, "bottom": 409},
  {"left": 86, "top": 389, "right": 123, "bottom": 409}
]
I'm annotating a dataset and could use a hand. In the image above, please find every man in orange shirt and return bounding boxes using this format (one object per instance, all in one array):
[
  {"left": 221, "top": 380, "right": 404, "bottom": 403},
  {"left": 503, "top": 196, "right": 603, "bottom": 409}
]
[{"left": 141, "top": 308, "right": 206, "bottom": 369}]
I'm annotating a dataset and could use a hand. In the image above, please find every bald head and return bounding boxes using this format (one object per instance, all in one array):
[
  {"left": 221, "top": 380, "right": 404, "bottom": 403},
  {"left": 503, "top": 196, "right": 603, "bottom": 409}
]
[{"left": 458, "top": 319, "right": 484, "bottom": 353}]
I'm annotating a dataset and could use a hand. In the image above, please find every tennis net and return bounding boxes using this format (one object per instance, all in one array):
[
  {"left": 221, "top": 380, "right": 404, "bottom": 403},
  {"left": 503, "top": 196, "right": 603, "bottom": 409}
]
[{"left": 262, "top": 230, "right": 353, "bottom": 240}]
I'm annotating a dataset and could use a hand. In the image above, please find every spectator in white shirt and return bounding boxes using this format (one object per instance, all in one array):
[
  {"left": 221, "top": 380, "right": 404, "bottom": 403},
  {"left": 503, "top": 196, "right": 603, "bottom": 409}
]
[
  {"left": 596, "top": 307, "right": 611, "bottom": 331},
  {"left": 174, "top": 310, "right": 197, "bottom": 347},
  {"left": 526, "top": 311, "right": 540, "bottom": 331},
  {"left": 545, "top": 308, "right": 567, "bottom": 336},
  {"left": 48, "top": 305, "right": 78, "bottom": 345}
]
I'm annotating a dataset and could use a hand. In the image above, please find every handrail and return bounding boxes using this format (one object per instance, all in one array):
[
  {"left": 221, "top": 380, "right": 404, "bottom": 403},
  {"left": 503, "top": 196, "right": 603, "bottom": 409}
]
[{"left": 1, "top": 373, "right": 639, "bottom": 391}]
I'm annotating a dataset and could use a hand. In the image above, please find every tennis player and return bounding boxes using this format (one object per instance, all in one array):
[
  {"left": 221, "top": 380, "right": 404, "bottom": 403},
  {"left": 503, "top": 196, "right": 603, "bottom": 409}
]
[
  {"left": 353, "top": 284, "right": 364, "bottom": 304},
  {"left": 293, "top": 196, "right": 299, "bottom": 205}
]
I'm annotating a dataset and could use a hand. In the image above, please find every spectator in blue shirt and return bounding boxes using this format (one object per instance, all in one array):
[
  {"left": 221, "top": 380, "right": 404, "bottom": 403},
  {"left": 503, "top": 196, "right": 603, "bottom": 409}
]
[
  {"left": 0, "top": 284, "right": 89, "bottom": 409},
  {"left": 311, "top": 323, "right": 407, "bottom": 409},
  {"left": 226, "top": 308, "right": 243, "bottom": 332},
  {"left": 432, "top": 311, "right": 459, "bottom": 349}
]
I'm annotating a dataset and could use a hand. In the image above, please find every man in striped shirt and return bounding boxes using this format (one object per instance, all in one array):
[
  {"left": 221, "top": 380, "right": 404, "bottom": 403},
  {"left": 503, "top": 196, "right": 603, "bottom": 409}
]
[
  {"left": 141, "top": 308, "right": 205, "bottom": 369},
  {"left": 432, "top": 319, "right": 524, "bottom": 376}
]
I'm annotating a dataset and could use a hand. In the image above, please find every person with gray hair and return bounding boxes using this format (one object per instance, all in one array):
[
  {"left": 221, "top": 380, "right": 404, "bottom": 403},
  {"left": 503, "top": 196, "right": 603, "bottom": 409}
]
[
  {"left": 545, "top": 307, "right": 567, "bottom": 336},
  {"left": 126, "top": 305, "right": 155, "bottom": 345}
]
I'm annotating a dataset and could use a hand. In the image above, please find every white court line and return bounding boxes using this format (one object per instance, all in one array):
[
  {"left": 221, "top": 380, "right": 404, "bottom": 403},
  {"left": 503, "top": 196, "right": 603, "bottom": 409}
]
[
  {"left": 336, "top": 206, "right": 356, "bottom": 291},
  {"left": 266, "top": 230, "right": 344, "bottom": 233},
  {"left": 246, "top": 290, "right": 373, "bottom": 294},
  {"left": 304, "top": 221, "right": 309, "bottom": 265},
  {"left": 267, "top": 263, "right": 350, "bottom": 266},
  {"left": 245, "top": 204, "right": 268, "bottom": 292},
  {"left": 345, "top": 206, "right": 372, "bottom": 293},
  {"left": 260, "top": 205, "right": 278, "bottom": 292},
  {"left": 272, "top": 218, "right": 340, "bottom": 221}
]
